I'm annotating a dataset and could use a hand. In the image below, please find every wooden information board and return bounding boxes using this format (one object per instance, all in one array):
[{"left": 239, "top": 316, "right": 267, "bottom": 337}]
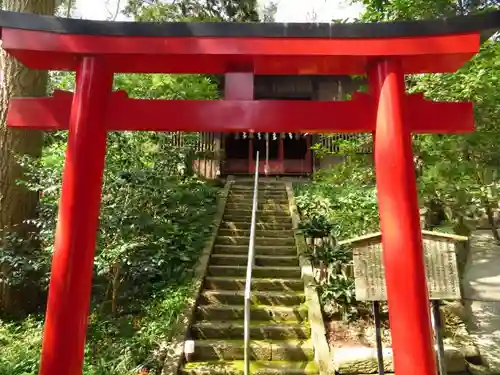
[{"left": 350, "top": 232, "right": 464, "bottom": 301}]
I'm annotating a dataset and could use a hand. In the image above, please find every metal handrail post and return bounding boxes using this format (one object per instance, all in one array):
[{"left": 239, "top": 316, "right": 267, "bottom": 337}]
[{"left": 244, "top": 151, "right": 259, "bottom": 375}]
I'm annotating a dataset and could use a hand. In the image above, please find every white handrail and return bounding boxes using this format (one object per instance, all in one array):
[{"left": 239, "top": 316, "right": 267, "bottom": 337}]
[{"left": 244, "top": 151, "right": 259, "bottom": 375}]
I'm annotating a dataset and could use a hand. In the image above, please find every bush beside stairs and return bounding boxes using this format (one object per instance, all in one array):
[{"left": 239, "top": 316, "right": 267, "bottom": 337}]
[{"left": 180, "top": 181, "right": 319, "bottom": 375}]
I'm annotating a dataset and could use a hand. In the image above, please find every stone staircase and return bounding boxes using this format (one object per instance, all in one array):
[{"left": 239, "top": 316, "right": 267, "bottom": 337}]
[{"left": 180, "top": 182, "right": 318, "bottom": 375}]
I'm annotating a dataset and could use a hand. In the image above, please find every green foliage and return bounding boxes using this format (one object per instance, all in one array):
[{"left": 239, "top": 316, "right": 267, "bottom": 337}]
[
  {"left": 0, "top": 318, "right": 43, "bottom": 374},
  {"left": 353, "top": 0, "right": 500, "bottom": 237},
  {"left": 294, "top": 157, "right": 378, "bottom": 240},
  {"left": 295, "top": 141, "right": 378, "bottom": 321},
  {"left": 302, "top": 243, "right": 351, "bottom": 271},
  {"left": 1, "top": 127, "right": 220, "bottom": 372},
  {"left": 114, "top": 73, "right": 218, "bottom": 100},
  {"left": 297, "top": 215, "right": 336, "bottom": 239},
  {"left": 317, "top": 270, "right": 357, "bottom": 320},
  {"left": 357, "top": 0, "right": 498, "bottom": 21},
  {"left": 409, "top": 41, "right": 500, "bottom": 235},
  {"left": 124, "top": 0, "right": 259, "bottom": 22}
]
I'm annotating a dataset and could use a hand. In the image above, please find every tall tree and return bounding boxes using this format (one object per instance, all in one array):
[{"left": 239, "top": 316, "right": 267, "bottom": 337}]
[
  {"left": 260, "top": 0, "right": 278, "bottom": 22},
  {"left": 358, "top": 0, "right": 499, "bottom": 21},
  {"left": 125, "top": 0, "right": 260, "bottom": 22},
  {"left": 0, "top": 0, "right": 56, "bottom": 313},
  {"left": 355, "top": 0, "right": 500, "bottom": 238}
]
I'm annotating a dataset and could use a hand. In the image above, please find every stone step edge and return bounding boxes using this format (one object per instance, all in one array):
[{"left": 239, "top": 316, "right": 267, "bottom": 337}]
[
  {"left": 190, "top": 339, "right": 314, "bottom": 356},
  {"left": 213, "top": 245, "right": 296, "bottom": 249},
  {"left": 211, "top": 254, "right": 298, "bottom": 260},
  {"left": 228, "top": 192, "right": 287, "bottom": 194},
  {"left": 192, "top": 339, "right": 313, "bottom": 347},
  {"left": 202, "top": 290, "right": 305, "bottom": 298},
  {"left": 197, "top": 304, "right": 307, "bottom": 313},
  {"left": 222, "top": 220, "right": 293, "bottom": 223},
  {"left": 218, "top": 229, "right": 295, "bottom": 233},
  {"left": 205, "top": 276, "right": 303, "bottom": 283},
  {"left": 225, "top": 203, "right": 289, "bottom": 206},
  {"left": 216, "top": 236, "right": 294, "bottom": 240},
  {"left": 209, "top": 265, "right": 301, "bottom": 271},
  {"left": 219, "top": 224, "right": 294, "bottom": 229},
  {"left": 192, "top": 321, "right": 309, "bottom": 329},
  {"left": 222, "top": 216, "right": 292, "bottom": 220},
  {"left": 182, "top": 360, "right": 318, "bottom": 374},
  {"left": 224, "top": 209, "right": 289, "bottom": 213}
]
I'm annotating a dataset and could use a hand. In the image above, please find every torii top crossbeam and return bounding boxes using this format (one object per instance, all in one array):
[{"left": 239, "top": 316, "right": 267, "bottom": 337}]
[
  {"left": 0, "top": 10, "right": 499, "bottom": 75},
  {"left": 1, "top": 9, "right": 499, "bottom": 375}
]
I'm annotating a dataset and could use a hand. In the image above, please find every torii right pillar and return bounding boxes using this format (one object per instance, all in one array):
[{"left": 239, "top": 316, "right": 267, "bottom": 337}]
[{"left": 369, "top": 58, "right": 437, "bottom": 375}]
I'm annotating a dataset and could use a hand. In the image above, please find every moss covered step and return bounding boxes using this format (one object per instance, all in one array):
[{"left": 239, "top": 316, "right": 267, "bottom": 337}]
[
  {"left": 222, "top": 215, "right": 293, "bottom": 225},
  {"left": 208, "top": 265, "right": 301, "bottom": 279},
  {"left": 218, "top": 229, "right": 295, "bottom": 239},
  {"left": 204, "top": 277, "right": 303, "bottom": 292},
  {"left": 210, "top": 254, "right": 299, "bottom": 267},
  {"left": 226, "top": 200, "right": 289, "bottom": 208},
  {"left": 225, "top": 202, "right": 290, "bottom": 211},
  {"left": 216, "top": 236, "right": 295, "bottom": 247},
  {"left": 230, "top": 187, "right": 287, "bottom": 193},
  {"left": 181, "top": 360, "right": 318, "bottom": 375},
  {"left": 226, "top": 196, "right": 289, "bottom": 204},
  {"left": 232, "top": 183, "right": 286, "bottom": 189},
  {"left": 228, "top": 193, "right": 288, "bottom": 201},
  {"left": 191, "top": 321, "right": 310, "bottom": 340},
  {"left": 196, "top": 304, "right": 308, "bottom": 323},
  {"left": 212, "top": 244, "right": 297, "bottom": 256},
  {"left": 224, "top": 209, "right": 290, "bottom": 217},
  {"left": 199, "top": 290, "right": 305, "bottom": 306},
  {"left": 231, "top": 186, "right": 287, "bottom": 192},
  {"left": 190, "top": 340, "right": 314, "bottom": 361},
  {"left": 220, "top": 222, "right": 294, "bottom": 231}
]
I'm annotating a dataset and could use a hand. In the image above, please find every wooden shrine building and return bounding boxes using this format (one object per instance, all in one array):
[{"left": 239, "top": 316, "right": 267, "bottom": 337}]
[{"left": 190, "top": 75, "right": 370, "bottom": 178}]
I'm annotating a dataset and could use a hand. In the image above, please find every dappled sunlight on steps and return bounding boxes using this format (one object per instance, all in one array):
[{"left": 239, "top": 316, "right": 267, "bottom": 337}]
[{"left": 180, "top": 182, "right": 318, "bottom": 375}]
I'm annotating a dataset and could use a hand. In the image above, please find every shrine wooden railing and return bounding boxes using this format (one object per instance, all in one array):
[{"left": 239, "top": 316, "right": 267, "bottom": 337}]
[{"left": 317, "top": 133, "right": 373, "bottom": 154}]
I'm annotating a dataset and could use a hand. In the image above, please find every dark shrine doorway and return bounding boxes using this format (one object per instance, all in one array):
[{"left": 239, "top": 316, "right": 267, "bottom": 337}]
[
  {"left": 223, "top": 131, "right": 311, "bottom": 175},
  {"left": 222, "top": 96, "right": 312, "bottom": 175}
]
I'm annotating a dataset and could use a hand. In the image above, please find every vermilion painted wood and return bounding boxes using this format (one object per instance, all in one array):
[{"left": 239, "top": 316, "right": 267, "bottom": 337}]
[
  {"left": 370, "top": 60, "right": 437, "bottom": 375},
  {"left": 225, "top": 72, "right": 254, "bottom": 100},
  {"left": 2, "top": 28, "right": 480, "bottom": 74},
  {"left": 7, "top": 90, "right": 474, "bottom": 134},
  {"left": 224, "top": 72, "right": 254, "bottom": 172},
  {"left": 38, "top": 58, "right": 113, "bottom": 375}
]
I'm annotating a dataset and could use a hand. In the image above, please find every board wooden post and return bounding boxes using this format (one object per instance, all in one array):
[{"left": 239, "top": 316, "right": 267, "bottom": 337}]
[{"left": 343, "top": 230, "right": 468, "bottom": 375}]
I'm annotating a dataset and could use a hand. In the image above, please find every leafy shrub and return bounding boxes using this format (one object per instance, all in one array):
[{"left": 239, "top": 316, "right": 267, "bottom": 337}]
[
  {"left": 318, "top": 271, "right": 357, "bottom": 320},
  {"left": 295, "top": 155, "right": 378, "bottom": 322},
  {"left": 1, "top": 130, "right": 221, "bottom": 374},
  {"left": 294, "top": 155, "right": 378, "bottom": 242},
  {"left": 297, "top": 214, "right": 336, "bottom": 239},
  {"left": 0, "top": 317, "right": 43, "bottom": 374}
]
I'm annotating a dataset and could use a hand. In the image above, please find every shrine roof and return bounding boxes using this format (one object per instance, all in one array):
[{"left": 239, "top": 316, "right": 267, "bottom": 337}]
[{"left": 0, "top": 10, "right": 498, "bottom": 75}]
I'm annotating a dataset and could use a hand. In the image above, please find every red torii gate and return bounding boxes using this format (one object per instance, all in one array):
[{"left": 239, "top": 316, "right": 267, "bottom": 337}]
[{"left": 1, "top": 9, "right": 499, "bottom": 375}]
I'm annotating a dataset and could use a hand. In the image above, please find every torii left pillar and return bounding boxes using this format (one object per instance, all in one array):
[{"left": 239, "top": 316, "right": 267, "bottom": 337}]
[{"left": 38, "top": 57, "right": 113, "bottom": 375}]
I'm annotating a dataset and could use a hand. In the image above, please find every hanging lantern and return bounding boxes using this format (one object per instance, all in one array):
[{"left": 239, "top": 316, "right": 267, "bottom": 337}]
[
  {"left": 288, "top": 133, "right": 293, "bottom": 139},
  {"left": 272, "top": 132, "right": 277, "bottom": 141},
  {"left": 242, "top": 132, "right": 247, "bottom": 139}
]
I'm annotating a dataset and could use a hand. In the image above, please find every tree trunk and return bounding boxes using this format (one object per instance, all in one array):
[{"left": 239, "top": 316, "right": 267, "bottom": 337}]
[{"left": 0, "top": 0, "right": 56, "bottom": 313}]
